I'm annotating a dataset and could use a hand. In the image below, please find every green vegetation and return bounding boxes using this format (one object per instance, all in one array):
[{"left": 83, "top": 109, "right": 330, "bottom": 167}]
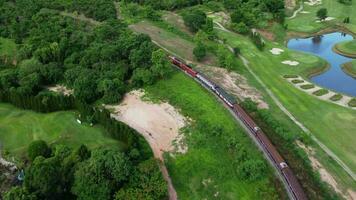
[
  {"left": 287, "top": 0, "right": 356, "bottom": 33},
  {"left": 145, "top": 72, "right": 282, "bottom": 200},
  {"left": 291, "top": 79, "right": 304, "bottom": 84},
  {"left": 0, "top": 103, "right": 123, "bottom": 157},
  {"left": 217, "top": 29, "right": 356, "bottom": 192},
  {"left": 283, "top": 74, "right": 299, "bottom": 78},
  {"left": 348, "top": 98, "right": 356, "bottom": 107},
  {"left": 341, "top": 61, "right": 356, "bottom": 78},
  {"left": 300, "top": 84, "right": 315, "bottom": 89},
  {"left": 0, "top": 37, "right": 17, "bottom": 64},
  {"left": 330, "top": 94, "right": 343, "bottom": 101},
  {"left": 312, "top": 89, "right": 329, "bottom": 96},
  {"left": 4, "top": 141, "right": 166, "bottom": 200},
  {"left": 334, "top": 40, "right": 356, "bottom": 58},
  {"left": 316, "top": 8, "right": 328, "bottom": 20}
]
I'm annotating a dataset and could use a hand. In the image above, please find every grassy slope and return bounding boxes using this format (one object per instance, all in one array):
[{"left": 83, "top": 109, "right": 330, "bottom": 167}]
[
  {"left": 342, "top": 60, "right": 356, "bottom": 78},
  {"left": 145, "top": 72, "right": 282, "bottom": 200},
  {"left": 0, "top": 103, "right": 123, "bottom": 158},
  {"left": 287, "top": 0, "right": 356, "bottom": 33},
  {"left": 0, "top": 37, "right": 17, "bottom": 61},
  {"left": 335, "top": 40, "right": 356, "bottom": 57},
  {"left": 217, "top": 30, "right": 356, "bottom": 188}
]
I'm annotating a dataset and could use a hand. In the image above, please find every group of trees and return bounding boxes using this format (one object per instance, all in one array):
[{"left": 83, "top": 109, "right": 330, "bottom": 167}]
[
  {"left": 0, "top": 1, "right": 172, "bottom": 105},
  {"left": 4, "top": 141, "right": 167, "bottom": 200}
]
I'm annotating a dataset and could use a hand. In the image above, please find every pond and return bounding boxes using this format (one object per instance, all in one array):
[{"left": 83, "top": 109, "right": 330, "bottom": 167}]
[{"left": 287, "top": 32, "right": 356, "bottom": 97}]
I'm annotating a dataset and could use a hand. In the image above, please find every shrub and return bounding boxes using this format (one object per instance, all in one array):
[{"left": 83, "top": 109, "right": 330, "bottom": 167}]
[
  {"left": 291, "top": 79, "right": 304, "bottom": 84},
  {"left": 193, "top": 42, "right": 207, "bottom": 61},
  {"left": 230, "top": 22, "right": 250, "bottom": 35},
  {"left": 300, "top": 84, "right": 315, "bottom": 89},
  {"left": 283, "top": 74, "right": 298, "bottom": 78},
  {"left": 28, "top": 140, "right": 51, "bottom": 161},
  {"left": 348, "top": 98, "right": 356, "bottom": 107},
  {"left": 312, "top": 89, "right": 329, "bottom": 96},
  {"left": 330, "top": 94, "right": 343, "bottom": 101}
]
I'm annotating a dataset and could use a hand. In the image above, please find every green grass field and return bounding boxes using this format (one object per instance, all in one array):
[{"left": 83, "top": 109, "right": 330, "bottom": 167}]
[
  {"left": 287, "top": 0, "right": 356, "bottom": 33},
  {"left": 217, "top": 30, "right": 356, "bottom": 190},
  {"left": 0, "top": 37, "right": 17, "bottom": 63},
  {"left": 145, "top": 72, "right": 282, "bottom": 200},
  {"left": 334, "top": 40, "right": 356, "bottom": 58},
  {"left": 0, "top": 103, "right": 124, "bottom": 159}
]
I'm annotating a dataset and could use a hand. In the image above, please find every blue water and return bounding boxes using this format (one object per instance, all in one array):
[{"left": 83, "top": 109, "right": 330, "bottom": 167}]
[{"left": 287, "top": 32, "right": 356, "bottom": 97}]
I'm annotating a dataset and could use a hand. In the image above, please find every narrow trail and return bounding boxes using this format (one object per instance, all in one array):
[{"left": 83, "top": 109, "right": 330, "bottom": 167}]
[
  {"left": 215, "top": 27, "right": 356, "bottom": 181},
  {"left": 287, "top": 3, "right": 304, "bottom": 19}
]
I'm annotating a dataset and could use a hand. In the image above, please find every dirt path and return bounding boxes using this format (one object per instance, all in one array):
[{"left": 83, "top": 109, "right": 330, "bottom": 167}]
[{"left": 106, "top": 90, "right": 188, "bottom": 200}]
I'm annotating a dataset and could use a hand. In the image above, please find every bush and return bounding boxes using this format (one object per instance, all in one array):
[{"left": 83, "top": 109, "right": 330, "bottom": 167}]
[
  {"left": 283, "top": 74, "right": 298, "bottom": 78},
  {"left": 193, "top": 42, "right": 207, "bottom": 61},
  {"left": 291, "top": 79, "right": 304, "bottom": 84},
  {"left": 28, "top": 140, "right": 51, "bottom": 161},
  {"left": 300, "top": 84, "right": 315, "bottom": 89},
  {"left": 330, "top": 94, "right": 343, "bottom": 101},
  {"left": 230, "top": 22, "right": 250, "bottom": 35},
  {"left": 348, "top": 98, "right": 356, "bottom": 107},
  {"left": 312, "top": 89, "right": 329, "bottom": 96}
]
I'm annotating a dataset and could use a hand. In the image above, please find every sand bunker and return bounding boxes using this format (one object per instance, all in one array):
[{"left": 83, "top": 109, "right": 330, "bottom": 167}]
[
  {"left": 305, "top": 0, "right": 322, "bottom": 6},
  {"left": 47, "top": 85, "right": 73, "bottom": 96},
  {"left": 270, "top": 48, "right": 284, "bottom": 55},
  {"left": 282, "top": 60, "right": 300, "bottom": 66},
  {"left": 297, "top": 141, "right": 356, "bottom": 200},
  {"left": 316, "top": 17, "right": 335, "bottom": 23},
  {"left": 107, "top": 90, "right": 188, "bottom": 160},
  {"left": 300, "top": 11, "right": 310, "bottom": 14}
]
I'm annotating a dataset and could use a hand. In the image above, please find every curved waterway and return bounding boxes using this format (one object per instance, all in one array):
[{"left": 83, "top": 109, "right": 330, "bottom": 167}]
[{"left": 287, "top": 32, "right": 356, "bottom": 97}]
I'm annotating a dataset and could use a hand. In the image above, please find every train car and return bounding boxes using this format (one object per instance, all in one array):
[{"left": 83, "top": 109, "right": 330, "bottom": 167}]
[
  {"left": 196, "top": 73, "right": 216, "bottom": 91},
  {"left": 282, "top": 168, "right": 308, "bottom": 200},
  {"left": 233, "top": 105, "right": 260, "bottom": 134},
  {"left": 215, "top": 87, "right": 236, "bottom": 107},
  {"left": 169, "top": 56, "right": 197, "bottom": 77}
]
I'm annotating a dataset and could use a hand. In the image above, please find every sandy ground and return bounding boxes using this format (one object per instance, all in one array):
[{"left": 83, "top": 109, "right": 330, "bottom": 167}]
[
  {"left": 47, "top": 84, "right": 73, "bottom": 96},
  {"left": 270, "top": 48, "right": 284, "bottom": 55},
  {"left": 106, "top": 90, "right": 188, "bottom": 200},
  {"left": 196, "top": 65, "right": 269, "bottom": 109},
  {"left": 285, "top": 76, "right": 356, "bottom": 109},
  {"left": 107, "top": 90, "right": 188, "bottom": 160},
  {"left": 297, "top": 141, "right": 356, "bottom": 200},
  {"left": 285, "top": 0, "right": 297, "bottom": 9},
  {"left": 282, "top": 60, "right": 300, "bottom": 66}
]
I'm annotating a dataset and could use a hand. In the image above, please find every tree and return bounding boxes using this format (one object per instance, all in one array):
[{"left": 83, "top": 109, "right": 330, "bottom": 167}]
[
  {"left": 24, "top": 157, "right": 63, "bottom": 199},
  {"left": 182, "top": 9, "right": 207, "bottom": 32},
  {"left": 150, "top": 49, "right": 172, "bottom": 78},
  {"left": 3, "top": 187, "right": 37, "bottom": 200},
  {"left": 72, "top": 149, "right": 132, "bottom": 200},
  {"left": 316, "top": 8, "right": 328, "bottom": 20},
  {"left": 28, "top": 140, "right": 51, "bottom": 161},
  {"left": 193, "top": 42, "right": 207, "bottom": 61}
]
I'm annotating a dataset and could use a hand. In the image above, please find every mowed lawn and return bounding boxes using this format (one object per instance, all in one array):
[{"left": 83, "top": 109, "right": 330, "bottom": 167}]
[
  {"left": 287, "top": 0, "right": 356, "bottom": 33},
  {"left": 145, "top": 72, "right": 282, "bottom": 200},
  {"left": 217, "top": 30, "right": 356, "bottom": 187},
  {"left": 0, "top": 103, "right": 123, "bottom": 157}
]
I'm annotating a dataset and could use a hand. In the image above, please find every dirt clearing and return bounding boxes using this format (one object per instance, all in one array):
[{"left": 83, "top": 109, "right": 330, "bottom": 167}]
[
  {"left": 106, "top": 90, "right": 188, "bottom": 160},
  {"left": 196, "top": 65, "right": 269, "bottom": 109},
  {"left": 47, "top": 85, "right": 73, "bottom": 96}
]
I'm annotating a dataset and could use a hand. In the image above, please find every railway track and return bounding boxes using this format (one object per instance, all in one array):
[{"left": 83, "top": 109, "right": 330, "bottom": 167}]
[{"left": 169, "top": 56, "right": 307, "bottom": 200}]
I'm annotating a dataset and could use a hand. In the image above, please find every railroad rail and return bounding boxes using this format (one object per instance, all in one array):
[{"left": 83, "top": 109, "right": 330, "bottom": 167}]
[{"left": 169, "top": 56, "right": 307, "bottom": 200}]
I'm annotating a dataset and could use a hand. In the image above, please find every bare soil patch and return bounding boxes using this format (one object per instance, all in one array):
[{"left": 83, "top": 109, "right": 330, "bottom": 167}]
[
  {"left": 297, "top": 141, "right": 356, "bottom": 200},
  {"left": 196, "top": 65, "right": 269, "bottom": 109},
  {"left": 106, "top": 90, "right": 188, "bottom": 160},
  {"left": 47, "top": 85, "right": 73, "bottom": 96},
  {"left": 162, "top": 12, "right": 192, "bottom": 35}
]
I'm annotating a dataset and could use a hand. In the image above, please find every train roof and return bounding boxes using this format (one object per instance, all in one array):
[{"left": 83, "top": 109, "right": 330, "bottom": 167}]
[{"left": 215, "top": 87, "right": 237, "bottom": 104}]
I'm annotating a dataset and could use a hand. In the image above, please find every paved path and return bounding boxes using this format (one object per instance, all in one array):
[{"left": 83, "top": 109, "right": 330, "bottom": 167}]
[{"left": 287, "top": 3, "right": 304, "bottom": 19}]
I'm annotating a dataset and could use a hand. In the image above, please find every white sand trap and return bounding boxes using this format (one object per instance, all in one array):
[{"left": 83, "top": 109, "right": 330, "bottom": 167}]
[
  {"left": 316, "top": 17, "right": 335, "bottom": 23},
  {"left": 107, "top": 90, "right": 188, "bottom": 160},
  {"left": 282, "top": 60, "right": 300, "bottom": 66},
  {"left": 305, "top": 0, "right": 322, "bottom": 6},
  {"left": 300, "top": 11, "right": 310, "bottom": 14},
  {"left": 270, "top": 48, "right": 284, "bottom": 55}
]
